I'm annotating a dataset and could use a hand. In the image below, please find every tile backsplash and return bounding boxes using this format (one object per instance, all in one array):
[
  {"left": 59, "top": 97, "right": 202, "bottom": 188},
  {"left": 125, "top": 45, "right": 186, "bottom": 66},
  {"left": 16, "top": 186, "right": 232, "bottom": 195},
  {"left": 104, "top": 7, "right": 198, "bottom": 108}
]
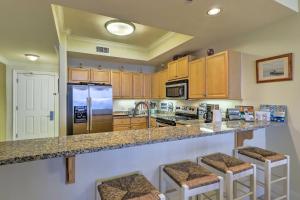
[{"left": 113, "top": 99, "right": 242, "bottom": 113}]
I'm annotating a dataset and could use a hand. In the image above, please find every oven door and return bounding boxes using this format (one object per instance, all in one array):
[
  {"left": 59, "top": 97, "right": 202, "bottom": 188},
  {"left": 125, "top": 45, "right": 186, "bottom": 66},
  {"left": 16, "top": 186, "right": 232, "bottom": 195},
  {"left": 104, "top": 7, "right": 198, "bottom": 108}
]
[{"left": 166, "top": 80, "right": 188, "bottom": 99}]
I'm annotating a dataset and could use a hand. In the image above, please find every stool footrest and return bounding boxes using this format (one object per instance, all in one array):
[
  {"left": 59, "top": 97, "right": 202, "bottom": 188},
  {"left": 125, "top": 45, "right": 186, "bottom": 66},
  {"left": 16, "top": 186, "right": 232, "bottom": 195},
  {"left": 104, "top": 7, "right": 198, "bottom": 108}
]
[
  {"left": 273, "top": 195, "right": 287, "bottom": 200},
  {"left": 235, "top": 192, "right": 253, "bottom": 200},
  {"left": 271, "top": 176, "right": 287, "bottom": 184}
]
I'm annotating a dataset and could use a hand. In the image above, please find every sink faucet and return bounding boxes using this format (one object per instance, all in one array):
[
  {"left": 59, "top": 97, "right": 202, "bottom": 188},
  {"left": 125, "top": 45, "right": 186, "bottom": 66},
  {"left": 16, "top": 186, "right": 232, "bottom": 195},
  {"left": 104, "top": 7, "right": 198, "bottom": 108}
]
[{"left": 133, "top": 101, "right": 151, "bottom": 128}]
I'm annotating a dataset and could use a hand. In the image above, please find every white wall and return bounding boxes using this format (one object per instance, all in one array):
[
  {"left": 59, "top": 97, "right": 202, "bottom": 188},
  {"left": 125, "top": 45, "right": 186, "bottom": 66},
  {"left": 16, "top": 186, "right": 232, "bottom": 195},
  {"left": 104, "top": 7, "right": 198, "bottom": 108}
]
[{"left": 201, "top": 13, "right": 300, "bottom": 198}]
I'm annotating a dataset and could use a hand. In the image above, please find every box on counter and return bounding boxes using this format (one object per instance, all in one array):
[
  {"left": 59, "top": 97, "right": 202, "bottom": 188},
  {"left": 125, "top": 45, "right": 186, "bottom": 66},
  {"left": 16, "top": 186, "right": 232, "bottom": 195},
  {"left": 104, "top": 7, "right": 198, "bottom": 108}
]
[{"left": 260, "top": 105, "right": 287, "bottom": 122}]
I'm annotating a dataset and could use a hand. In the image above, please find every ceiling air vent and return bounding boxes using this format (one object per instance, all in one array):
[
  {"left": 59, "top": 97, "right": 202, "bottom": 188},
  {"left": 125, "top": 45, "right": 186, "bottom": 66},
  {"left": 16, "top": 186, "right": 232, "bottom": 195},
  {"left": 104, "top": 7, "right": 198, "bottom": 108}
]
[{"left": 96, "top": 46, "right": 110, "bottom": 55}]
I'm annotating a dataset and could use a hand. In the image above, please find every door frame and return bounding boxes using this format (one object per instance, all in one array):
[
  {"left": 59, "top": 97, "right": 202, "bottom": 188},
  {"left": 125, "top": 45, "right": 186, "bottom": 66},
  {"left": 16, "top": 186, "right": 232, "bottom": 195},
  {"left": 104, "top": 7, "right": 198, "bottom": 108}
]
[{"left": 12, "top": 70, "right": 59, "bottom": 140}]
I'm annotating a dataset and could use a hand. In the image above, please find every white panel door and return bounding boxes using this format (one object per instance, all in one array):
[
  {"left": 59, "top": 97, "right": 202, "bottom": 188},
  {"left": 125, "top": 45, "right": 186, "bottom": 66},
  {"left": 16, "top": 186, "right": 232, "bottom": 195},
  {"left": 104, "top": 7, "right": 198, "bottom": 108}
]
[{"left": 14, "top": 72, "right": 58, "bottom": 140}]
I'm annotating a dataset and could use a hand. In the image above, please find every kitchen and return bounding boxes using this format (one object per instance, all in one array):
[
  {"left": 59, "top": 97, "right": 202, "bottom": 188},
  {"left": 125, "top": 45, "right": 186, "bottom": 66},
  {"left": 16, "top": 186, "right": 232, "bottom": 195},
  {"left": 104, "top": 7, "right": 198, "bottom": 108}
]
[{"left": 0, "top": 1, "right": 299, "bottom": 200}]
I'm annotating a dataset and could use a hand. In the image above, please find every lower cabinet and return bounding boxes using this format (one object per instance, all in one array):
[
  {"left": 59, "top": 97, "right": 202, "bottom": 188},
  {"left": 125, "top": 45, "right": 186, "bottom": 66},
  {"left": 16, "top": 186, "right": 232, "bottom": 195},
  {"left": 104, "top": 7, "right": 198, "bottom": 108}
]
[{"left": 113, "top": 117, "right": 148, "bottom": 131}]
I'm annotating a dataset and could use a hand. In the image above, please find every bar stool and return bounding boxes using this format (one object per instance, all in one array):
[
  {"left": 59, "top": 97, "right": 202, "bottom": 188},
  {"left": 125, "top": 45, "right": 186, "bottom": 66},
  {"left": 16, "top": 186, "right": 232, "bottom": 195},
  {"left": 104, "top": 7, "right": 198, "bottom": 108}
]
[
  {"left": 160, "top": 161, "right": 224, "bottom": 200},
  {"left": 96, "top": 172, "right": 166, "bottom": 200},
  {"left": 198, "top": 153, "right": 256, "bottom": 200},
  {"left": 235, "top": 146, "right": 290, "bottom": 200}
]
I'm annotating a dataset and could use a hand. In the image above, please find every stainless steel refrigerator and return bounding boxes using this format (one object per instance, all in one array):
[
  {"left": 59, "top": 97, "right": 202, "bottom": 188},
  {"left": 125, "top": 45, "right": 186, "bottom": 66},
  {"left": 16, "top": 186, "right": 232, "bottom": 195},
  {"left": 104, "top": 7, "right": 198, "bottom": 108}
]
[{"left": 67, "top": 83, "right": 113, "bottom": 135}]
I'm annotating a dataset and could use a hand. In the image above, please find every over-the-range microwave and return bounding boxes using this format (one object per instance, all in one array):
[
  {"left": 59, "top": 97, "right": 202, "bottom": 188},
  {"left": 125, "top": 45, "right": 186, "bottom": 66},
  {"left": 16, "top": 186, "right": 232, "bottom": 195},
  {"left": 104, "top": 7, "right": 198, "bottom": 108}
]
[{"left": 166, "top": 79, "right": 188, "bottom": 100}]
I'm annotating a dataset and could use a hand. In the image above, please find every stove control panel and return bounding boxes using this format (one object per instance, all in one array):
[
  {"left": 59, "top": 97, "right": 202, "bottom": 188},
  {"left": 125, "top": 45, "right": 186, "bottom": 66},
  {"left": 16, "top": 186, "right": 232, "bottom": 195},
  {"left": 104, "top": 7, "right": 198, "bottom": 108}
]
[{"left": 175, "top": 106, "right": 198, "bottom": 115}]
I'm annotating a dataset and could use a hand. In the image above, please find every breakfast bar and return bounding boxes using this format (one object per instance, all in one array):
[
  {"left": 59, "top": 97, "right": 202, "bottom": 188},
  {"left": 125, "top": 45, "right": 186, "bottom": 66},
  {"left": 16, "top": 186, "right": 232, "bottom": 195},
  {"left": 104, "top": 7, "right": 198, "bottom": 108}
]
[{"left": 0, "top": 121, "right": 284, "bottom": 200}]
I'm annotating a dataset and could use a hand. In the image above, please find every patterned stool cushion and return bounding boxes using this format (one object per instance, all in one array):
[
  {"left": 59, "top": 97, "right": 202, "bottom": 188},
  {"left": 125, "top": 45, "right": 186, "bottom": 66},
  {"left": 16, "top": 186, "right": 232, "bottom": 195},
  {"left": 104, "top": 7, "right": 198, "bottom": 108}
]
[
  {"left": 201, "top": 153, "right": 252, "bottom": 174},
  {"left": 98, "top": 174, "right": 160, "bottom": 200},
  {"left": 238, "top": 147, "right": 286, "bottom": 162},
  {"left": 163, "top": 161, "right": 219, "bottom": 189}
]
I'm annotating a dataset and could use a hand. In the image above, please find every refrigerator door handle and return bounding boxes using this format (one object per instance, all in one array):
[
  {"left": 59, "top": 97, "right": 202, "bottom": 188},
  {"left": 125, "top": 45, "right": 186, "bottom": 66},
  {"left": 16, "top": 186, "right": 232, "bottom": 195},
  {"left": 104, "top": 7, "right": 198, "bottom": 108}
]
[
  {"left": 89, "top": 97, "right": 93, "bottom": 131},
  {"left": 86, "top": 97, "right": 90, "bottom": 131}
]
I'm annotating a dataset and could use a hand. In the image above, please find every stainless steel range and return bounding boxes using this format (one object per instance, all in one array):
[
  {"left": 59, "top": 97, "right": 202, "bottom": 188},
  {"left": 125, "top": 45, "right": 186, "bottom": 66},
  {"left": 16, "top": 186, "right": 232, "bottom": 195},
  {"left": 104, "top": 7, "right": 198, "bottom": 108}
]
[{"left": 156, "top": 106, "right": 198, "bottom": 127}]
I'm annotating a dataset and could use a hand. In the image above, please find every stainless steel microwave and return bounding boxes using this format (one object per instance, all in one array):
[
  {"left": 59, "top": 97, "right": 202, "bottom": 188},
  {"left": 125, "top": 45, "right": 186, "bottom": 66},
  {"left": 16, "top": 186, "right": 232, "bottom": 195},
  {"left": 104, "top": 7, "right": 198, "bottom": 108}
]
[{"left": 166, "top": 80, "right": 188, "bottom": 99}]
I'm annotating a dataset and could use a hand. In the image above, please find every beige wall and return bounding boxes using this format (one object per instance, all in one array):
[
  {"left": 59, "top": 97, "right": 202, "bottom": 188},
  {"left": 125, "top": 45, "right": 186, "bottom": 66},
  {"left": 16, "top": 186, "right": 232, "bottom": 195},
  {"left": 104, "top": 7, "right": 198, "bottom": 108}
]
[
  {"left": 202, "top": 13, "right": 300, "bottom": 198},
  {"left": 0, "top": 63, "right": 6, "bottom": 141}
]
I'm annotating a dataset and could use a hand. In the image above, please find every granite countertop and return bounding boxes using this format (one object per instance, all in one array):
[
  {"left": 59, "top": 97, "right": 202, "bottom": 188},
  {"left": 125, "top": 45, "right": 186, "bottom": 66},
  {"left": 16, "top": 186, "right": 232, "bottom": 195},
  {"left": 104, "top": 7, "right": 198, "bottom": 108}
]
[{"left": 0, "top": 121, "right": 285, "bottom": 166}]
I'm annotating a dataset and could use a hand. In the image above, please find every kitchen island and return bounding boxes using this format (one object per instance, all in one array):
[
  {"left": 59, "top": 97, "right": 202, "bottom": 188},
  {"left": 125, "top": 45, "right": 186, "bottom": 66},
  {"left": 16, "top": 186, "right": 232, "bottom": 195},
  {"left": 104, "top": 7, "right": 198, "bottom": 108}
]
[{"left": 0, "top": 121, "right": 284, "bottom": 200}]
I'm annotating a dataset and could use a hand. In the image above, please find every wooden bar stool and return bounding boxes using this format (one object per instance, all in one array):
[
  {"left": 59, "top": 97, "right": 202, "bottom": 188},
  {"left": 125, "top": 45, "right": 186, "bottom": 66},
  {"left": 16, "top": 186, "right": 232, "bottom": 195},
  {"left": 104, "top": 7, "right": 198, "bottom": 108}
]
[
  {"left": 198, "top": 153, "right": 256, "bottom": 200},
  {"left": 160, "top": 161, "right": 224, "bottom": 200},
  {"left": 96, "top": 172, "right": 166, "bottom": 200},
  {"left": 235, "top": 146, "right": 290, "bottom": 200}
]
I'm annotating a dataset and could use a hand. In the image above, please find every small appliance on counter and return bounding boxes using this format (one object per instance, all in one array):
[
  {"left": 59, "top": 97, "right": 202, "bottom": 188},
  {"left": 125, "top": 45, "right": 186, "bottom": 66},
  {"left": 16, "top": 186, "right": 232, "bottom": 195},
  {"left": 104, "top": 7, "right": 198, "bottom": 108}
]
[
  {"left": 203, "top": 104, "right": 219, "bottom": 123},
  {"left": 235, "top": 106, "right": 254, "bottom": 122},
  {"left": 226, "top": 108, "right": 241, "bottom": 121},
  {"left": 156, "top": 106, "right": 198, "bottom": 127},
  {"left": 259, "top": 105, "right": 287, "bottom": 122}
]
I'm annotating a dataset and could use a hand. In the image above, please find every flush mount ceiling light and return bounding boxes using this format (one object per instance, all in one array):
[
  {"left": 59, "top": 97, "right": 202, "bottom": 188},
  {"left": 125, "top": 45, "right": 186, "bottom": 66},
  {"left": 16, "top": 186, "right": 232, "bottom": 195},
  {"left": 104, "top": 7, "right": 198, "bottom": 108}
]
[
  {"left": 25, "top": 54, "right": 40, "bottom": 61},
  {"left": 207, "top": 8, "right": 221, "bottom": 16},
  {"left": 105, "top": 20, "right": 135, "bottom": 36}
]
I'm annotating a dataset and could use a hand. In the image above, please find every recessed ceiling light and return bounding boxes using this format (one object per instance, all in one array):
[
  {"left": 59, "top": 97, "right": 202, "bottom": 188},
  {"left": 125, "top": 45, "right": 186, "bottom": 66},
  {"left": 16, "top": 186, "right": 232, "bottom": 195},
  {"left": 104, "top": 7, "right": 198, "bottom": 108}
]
[
  {"left": 25, "top": 54, "right": 40, "bottom": 61},
  {"left": 105, "top": 20, "right": 135, "bottom": 36},
  {"left": 207, "top": 8, "right": 221, "bottom": 16}
]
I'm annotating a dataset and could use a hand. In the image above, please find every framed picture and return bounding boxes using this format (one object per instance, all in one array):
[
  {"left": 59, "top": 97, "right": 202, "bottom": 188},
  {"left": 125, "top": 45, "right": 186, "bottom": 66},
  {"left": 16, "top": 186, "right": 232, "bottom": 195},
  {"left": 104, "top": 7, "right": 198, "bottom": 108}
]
[{"left": 256, "top": 53, "right": 292, "bottom": 83}]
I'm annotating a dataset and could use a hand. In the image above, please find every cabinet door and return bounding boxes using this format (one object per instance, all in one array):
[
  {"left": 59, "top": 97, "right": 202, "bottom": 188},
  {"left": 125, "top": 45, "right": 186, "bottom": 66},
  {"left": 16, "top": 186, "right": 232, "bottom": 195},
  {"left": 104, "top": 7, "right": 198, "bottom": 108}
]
[
  {"left": 121, "top": 72, "right": 133, "bottom": 98},
  {"left": 90, "top": 68, "right": 111, "bottom": 84},
  {"left": 132, "top": 73, "right": 144, "bottom": 98},
  {"left": 68, "top": 68, "right": 90, "bottom": 83},
  {"left": 151, "top": 73, "right": 160, "bottom": 99},
  {"left": 189, "top": 58, "right": 206, "bottom": 99},
  {"left": 167, "top": 61, "right": 177, "bottom": 80},
  {"left": 176, "top": 57, "right": 189, "bottom": 78},
  {"left": 206, "top": 52, "right": 228, "bottom": 98},
  {"left": 111, "top": 71, "right": 121, "bottom": 98},
  {"left": 159, "top": 69, "right": 168, "bottom": 98},
  {"left": 143, "top": 74, "right": 152, "bottom": 99}
]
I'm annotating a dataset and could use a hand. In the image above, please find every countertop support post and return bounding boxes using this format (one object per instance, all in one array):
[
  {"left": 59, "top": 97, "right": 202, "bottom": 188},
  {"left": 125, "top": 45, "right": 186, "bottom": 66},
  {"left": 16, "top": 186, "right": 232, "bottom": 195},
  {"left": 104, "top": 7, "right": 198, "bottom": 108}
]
[
  {"left": 66, "top": 156, "right": 75, "bottom": 184},
  {"left": 235, "top": 130, "right": 254, "bottom": 148}
]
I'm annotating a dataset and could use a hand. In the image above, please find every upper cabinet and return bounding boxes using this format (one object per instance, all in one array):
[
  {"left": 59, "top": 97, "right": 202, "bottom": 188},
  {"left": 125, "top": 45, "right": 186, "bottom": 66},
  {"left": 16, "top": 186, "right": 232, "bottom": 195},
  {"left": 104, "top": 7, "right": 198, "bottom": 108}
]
[
  {"left": 143, "top": 74, "right": 152, "bottom": 99},
  {"left": 68, "top": 67, "right": 111, "bottom": 84},
  {"left": 151, "top": 69, "right": 167, "bottom": 99},
  {"left": 111, "top": 71, "right": 122, "bottom": 98},
  {"left": 205, "top": 50, "right": 241, "bottom": 99},
  {"left": 132, "top": 73, "right": 144, "bottom": 98},
  {"left": 90, "top": 68, "right": 111, "bottom": 84},
  {"left": 121, "top": 72, "right": 133, "bottom": 98},
  {"left": 167, "top": 56, "right": 190, "bottom": 81},
  {"left": 68, "top": 67, "right": 90, "bottom": 83},
  {"left": 189, "top": 58, "right": 206, "bottom": 99}
]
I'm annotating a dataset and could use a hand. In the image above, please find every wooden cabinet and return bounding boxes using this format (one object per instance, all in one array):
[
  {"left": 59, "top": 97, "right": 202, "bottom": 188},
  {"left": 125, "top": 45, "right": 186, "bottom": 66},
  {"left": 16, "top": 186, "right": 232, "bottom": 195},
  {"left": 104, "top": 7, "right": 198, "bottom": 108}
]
[
  {"left": 113, "top": 117, "right": 131, "bottom": 131},
  {"left": 121, "top": 72, "right": 133, "bottom": 98},
  {"left": 143, "top": 74, "right": 152, "bottom": 99},
  {"left": 167, "top": 56, "right": 190, "bottom": 81},
  {"left": 111, "top": 71, "right": 122, "bottom": 98},
  {"left": 113, "top": 117, "right": 147, "bottom": 131},
  {"left": 132, "top": 73, "right": 144, "bottom": 98},
  {"left": 189, "top": 58, "right": 206, "bottom": 99},
  {"left": 167, "top": 61, "right": 177, "bottom": 80},
  {"left": 151, "top": 118, "right": 157, "bottom": 128},
  {"left": 151, "top": 73, "right": 160, "bottom": 99},
  {"left": 177, "top": 57, "right": 189, "bottom": 78},
  {"left": 90, "top": 68, "right": 111, "bottom": 84},
  {"left": 205, "top": 50, "right": 241, "bottom": 99},
  {"left": 151, "top": 69, "right": 167, "bottom": 99},
  {"left": 68, "top": 68, "right": 90, "bottom": 83},
  {"left": 131, "top": 117, "right": 147, "bottom": 130},
  {"left": 159, "top": 70, "right": 168, "bottom": 98}
]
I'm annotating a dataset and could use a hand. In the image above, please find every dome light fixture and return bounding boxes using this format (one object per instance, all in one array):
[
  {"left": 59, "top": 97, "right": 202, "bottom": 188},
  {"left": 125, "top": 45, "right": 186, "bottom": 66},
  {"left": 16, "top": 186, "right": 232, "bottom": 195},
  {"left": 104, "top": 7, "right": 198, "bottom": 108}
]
[
  {"left": 25, "top": 54, "right": 40, "bottom": 61},
  {"left": 105, "top": 20, "right": 135, "bottom": 36},
  {"left": 207, "top": 8, "right": 221, "bottom": 16}
]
